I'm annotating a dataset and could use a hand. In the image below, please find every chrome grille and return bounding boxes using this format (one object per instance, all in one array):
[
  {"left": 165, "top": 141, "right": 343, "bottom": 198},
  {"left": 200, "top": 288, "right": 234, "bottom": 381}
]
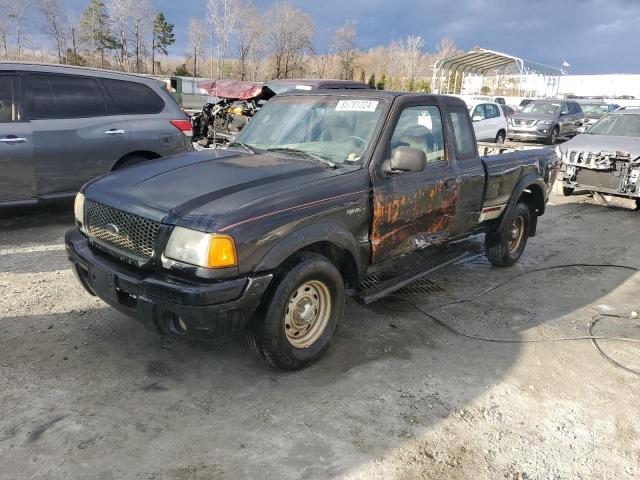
[{"left": 86, "top": 200, "right": 161, "bottom": 261}]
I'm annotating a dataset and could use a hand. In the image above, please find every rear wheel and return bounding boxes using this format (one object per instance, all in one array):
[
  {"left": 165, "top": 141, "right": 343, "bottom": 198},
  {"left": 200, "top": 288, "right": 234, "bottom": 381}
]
[
  {"left": 485, "top": 202, "right": 531, "bottom": 267},
  {"left": 495, "top": 130, "right": 506, "bottom": 144},
  {"left": 246, "top": 253, "right": 345, "bottom": 370}
]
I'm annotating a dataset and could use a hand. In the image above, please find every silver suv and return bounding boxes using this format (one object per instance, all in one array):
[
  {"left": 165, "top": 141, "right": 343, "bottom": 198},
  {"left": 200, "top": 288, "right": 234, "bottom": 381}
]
[
  {"left": 0, "top": 62, "right": 193, "bottom": 206},
  {"left": 508, "top": 99, "right": 584, "bottom": 145}
]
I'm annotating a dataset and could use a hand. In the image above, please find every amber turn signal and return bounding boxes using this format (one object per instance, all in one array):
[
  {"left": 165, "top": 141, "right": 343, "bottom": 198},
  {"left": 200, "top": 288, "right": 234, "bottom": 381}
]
[{"left": 208, "top": 235, "right": 237, "bottom": 268}]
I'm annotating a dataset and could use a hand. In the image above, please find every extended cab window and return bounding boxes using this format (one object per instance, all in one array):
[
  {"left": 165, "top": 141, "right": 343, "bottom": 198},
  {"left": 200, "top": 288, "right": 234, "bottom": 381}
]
[
  {"left": 448, "top": 108, "right": 476, "bottom": 160},
  {"left": 29, "top": 74, "right": 107, "bottom": 119},
  {"left": 0, "top": 75, "right": 19, "bottom": 122},
  {"left": 102, "top": 79, "right": 164, "bottom": 114},
  {"left": 390, "top": 106, "right": 445, "bottom": 163}
]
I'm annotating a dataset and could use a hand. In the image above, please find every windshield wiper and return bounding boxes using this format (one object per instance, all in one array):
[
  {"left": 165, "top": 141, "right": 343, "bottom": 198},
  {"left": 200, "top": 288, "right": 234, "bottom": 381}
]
[
  {"left": 228, "top": 141, "right": 255, "bottom": 154},
  {"left": 266, "top": 147, "right": 338, "bottom": 168}
]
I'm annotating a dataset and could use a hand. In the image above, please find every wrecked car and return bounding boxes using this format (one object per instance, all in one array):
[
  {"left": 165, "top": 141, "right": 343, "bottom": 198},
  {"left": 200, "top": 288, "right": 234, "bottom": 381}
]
[
  {"left": 191, "top": 79, "right": 369, "bottom": 148},
  {"left": 191, "top": 80, "right": 275, "bottom": 148},
  {"left": 66, "top": 91, "right": 558, "bottom": 370},
  {"left": 559, "top": 107, "right": 640, "bottom": 209}
]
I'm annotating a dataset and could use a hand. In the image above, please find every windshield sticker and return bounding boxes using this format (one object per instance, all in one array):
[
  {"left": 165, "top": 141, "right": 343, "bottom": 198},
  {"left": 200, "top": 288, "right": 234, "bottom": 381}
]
[
  {"left": 294, "top": 85, "right": 313, "bottom": 91},
  {"left": 335, "top": 100, "right": 378, "bottom": 112}
]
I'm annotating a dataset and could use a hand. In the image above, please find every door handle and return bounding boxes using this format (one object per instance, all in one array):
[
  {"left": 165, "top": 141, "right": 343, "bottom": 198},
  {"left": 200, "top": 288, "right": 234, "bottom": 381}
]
[
  {"left": 104, "top": 129, "right": 126, "bottom": 135},
  {"left": 444, "top": 178, "right": 457, "bottom": 189},
  {"left": 0, "top": 136, "right": 27, "bottom": 144}
]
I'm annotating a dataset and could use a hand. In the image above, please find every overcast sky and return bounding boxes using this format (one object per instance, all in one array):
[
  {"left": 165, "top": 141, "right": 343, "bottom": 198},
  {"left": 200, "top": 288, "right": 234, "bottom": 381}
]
[{"left": 68, "top": 0, "right": 640, "bottom": 74}]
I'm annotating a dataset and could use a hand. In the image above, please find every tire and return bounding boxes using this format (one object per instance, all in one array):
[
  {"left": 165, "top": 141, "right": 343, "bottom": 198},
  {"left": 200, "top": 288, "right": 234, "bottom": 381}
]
[
  {"left": 562, "top": 186, "right": 574, "bottom": 196},
  {"left": 485, "top": 202, "right": 531, "bottom": 267},
  {"left": 635, "top": 199, "right": 640, "bottom": 212},
  {"left": 495, "top": 130, "right": 506, "bottom": 144},
  {"left": 246, "top": 253, "right": 345, "bottom": 370},
  {"left": 545, "top": 126, "right": 559, "bottom": 145}
]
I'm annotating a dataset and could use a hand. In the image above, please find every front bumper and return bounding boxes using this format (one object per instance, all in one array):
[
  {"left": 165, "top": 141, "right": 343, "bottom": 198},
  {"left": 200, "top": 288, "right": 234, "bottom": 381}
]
[
  {"left": 65, "top": 228, "right": 272, "bottom": 340},
  {"left": 508, "top": 127, "right": 552, "bottom": 141}
]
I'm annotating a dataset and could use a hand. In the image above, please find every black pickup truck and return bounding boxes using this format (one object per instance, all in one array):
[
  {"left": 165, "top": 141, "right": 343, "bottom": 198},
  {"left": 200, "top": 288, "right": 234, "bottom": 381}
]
[{"left": 66, "top": 91, "right": 559, "bottom": 370}]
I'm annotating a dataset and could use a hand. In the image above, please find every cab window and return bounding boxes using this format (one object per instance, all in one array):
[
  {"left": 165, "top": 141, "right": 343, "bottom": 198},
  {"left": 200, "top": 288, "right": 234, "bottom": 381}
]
[
  {"left": 448, "top": 108, "right": 476, "bottom": 160},
  {"left": 390, "top": 106, "right": 445, "bottom": 163}
]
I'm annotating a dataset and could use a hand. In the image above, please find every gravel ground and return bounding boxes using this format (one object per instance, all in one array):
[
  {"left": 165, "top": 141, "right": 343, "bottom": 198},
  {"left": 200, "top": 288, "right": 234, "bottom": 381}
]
[{"left": 1, "top": 191, "right": 639, "bottom": 480}]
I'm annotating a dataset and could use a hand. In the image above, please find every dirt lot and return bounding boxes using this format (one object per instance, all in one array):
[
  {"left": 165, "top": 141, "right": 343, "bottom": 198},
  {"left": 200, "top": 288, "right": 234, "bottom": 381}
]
[{"left": 1, "top": 191, "right": 639, "bottom": 480}]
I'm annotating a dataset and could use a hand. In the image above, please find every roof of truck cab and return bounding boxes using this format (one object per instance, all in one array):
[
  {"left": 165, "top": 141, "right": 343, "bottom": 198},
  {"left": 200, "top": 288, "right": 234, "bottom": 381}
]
[
  {"left": 0, "top": 61, "right": 163, "bottom": 85},
  {"left": 276, "top": 89, "right": 468, "bottom": 106}
]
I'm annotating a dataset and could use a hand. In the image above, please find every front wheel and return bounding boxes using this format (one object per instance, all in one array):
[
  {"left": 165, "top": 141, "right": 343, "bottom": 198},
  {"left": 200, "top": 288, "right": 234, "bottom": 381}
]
[
  {"left": 485, "top": 202, "right": 531, "bottom": 267},
  {"left": 545, "top": 126, "right": 559, "bottom": 145},
  {"left": 246, "top": 253, "right": 345, "bottom": 370}
]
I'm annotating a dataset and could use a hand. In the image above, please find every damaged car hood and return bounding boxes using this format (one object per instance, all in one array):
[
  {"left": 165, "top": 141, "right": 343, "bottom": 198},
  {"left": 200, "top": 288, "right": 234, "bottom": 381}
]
[
  {"left": 559, "top": 134, "right": 640, "bottom": 159},
  {"left": 82, "top": 149, "right": 336, "bottom": 228}
]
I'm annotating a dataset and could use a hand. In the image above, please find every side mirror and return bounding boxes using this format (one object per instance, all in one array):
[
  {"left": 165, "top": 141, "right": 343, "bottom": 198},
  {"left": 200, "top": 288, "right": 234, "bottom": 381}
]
[
  {"left": 383, "top": 147, "right": 426, "bottom": 173},
  {"left": 472, "top": 115, "right": 483, "bottom": 122}
]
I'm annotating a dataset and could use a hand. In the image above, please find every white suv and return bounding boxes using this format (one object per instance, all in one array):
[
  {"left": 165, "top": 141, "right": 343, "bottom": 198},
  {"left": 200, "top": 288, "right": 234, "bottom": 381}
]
[{"left": 467, "top": 101, "right": 508, "bottom": 143}]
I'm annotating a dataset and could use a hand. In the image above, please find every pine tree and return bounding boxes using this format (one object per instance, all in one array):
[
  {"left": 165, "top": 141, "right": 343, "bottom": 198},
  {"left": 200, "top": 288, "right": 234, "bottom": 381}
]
[
  {"left": 377, "top": 73, "right": 386, "bottom": 90},
  {"left": 359, "top": 70, "right": 365, "bottom": 84},
  {"left": 79, "top": 0, "right": 116, "bottom": 69},
  {"left": 152, "top": 12, "right": 175, "bottom": 75},
  {"left": 368, "top": 73, "right": 376, "bottom": 89}
]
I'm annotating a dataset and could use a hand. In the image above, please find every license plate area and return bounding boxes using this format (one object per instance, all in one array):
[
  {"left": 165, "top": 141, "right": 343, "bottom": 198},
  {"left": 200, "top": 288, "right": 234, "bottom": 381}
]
[{"left": 90, "top": 264, "right": 138, "bottom": 308}]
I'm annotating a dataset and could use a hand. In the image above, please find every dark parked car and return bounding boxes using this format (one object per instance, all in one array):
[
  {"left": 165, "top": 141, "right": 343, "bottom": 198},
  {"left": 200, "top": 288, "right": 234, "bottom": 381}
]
[
  {"left": 66, "top": 91, "right": 558, "bottom": 370},
  {"left": 0, "top": 62, "right": 193, "bottom": 206},
  {"left": 499, "top": 104, "right": 515, "bottom": 118},
  {"left": 577, "top": 102, "right": 620, "bottom": 129},
  {"left": 508, "top": 99, "right": 585, "bottom": 144}
]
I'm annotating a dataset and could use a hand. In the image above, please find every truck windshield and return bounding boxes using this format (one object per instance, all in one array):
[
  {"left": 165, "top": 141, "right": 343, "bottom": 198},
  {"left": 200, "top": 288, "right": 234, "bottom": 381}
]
[
  {"left": 521, "top": 102, "right": 561, "bottom": 115},
  {"left": 234, "top": 95, "right": 385, "bottom": 165},
  {"left": 587, "top": 114, "right": 640, "bottom": 137}
]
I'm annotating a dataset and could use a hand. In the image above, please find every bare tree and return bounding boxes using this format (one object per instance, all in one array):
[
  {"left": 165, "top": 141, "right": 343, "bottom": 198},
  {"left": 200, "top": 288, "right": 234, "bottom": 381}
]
[
  {"left": 266, "top": 2, "right": 315, "bottom": 79},
  {"left": 435, "top": 36, "right": 459, "bottom": 62},
  {"left": 7, "top": 0, "right": 34, "bottom": 60},
  {"left": 329, "top": 20, "right": 357, "bottom": 80},
  {"left": 38, "top": 0, "right": 66, "bottom": 63},
  {"left": 107, "top": 0, "right": 131, "bottom": 71},
  {"left": 129, "top": 0, "right": 152, "bottom": 73},
  {"left": 235, "top": 1, "right": 261, "bottom": 80},
  {"left": 187, "top": 18, "right": 207, "bottom": 78},
  {"left": 65, "top": 10, "right": 83, "bottom": 64},
  {"left": 207, "top": 0, "right": 240, "bottom": 79},
  {"left": 0, "top": 5, "right": 10, "bottom": 58}
]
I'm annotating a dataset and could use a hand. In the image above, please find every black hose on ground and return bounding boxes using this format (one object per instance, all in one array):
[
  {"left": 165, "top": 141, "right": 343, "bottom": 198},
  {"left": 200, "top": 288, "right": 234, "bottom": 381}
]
[{"left": 379, "top": 263, "right": 640, "bottom": 376}]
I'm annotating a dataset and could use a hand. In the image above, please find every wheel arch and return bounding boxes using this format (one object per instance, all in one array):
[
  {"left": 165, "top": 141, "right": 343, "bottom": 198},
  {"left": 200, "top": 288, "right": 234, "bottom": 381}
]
[
  {"left": 498, "top": 173, "right": 547, "bottom": 237},
  {"left": 112, "top": 150, "right": 162, "bottom": 170},
  {"left": 253, "top": 222, "right": 366, "bottom": 289}
]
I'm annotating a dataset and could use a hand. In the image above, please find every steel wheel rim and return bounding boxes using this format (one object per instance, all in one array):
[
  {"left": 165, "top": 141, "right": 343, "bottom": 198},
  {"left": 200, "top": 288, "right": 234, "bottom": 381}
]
[
  {"left": 507, "top": 216, "right": 525, "bottom": 254},
  {"left": 284, "top": 280, "right": 332, "bottom": 349}
]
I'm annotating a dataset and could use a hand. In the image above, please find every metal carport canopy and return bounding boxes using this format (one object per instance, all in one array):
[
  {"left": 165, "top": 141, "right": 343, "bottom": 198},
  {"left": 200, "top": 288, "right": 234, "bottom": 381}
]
[{"left": 435, "top": 48, "right": 524, "bottom": 75}]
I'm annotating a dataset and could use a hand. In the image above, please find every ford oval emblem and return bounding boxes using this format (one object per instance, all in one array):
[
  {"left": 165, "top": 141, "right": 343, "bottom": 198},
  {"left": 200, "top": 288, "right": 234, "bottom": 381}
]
[{"left": 104, "top": 223, "right": 120, "bottom": 235}]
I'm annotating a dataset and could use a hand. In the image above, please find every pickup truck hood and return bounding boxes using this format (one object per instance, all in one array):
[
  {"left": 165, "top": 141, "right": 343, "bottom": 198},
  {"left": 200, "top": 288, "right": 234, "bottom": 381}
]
[
  {"left": 559, "top": 134, "right": 640, "bottom": 159},
  {"left": 83, "top": 149, "right": 332, "bottom": 226}
]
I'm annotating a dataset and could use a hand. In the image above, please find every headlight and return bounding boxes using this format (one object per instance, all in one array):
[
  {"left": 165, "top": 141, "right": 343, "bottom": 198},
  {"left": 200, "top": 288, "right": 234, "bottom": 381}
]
[
  {"left": 164, "top": 226, "right": 237, "bottom": 268},
  {"left": 74, "top": 192, "right": 85, "bottom": 232}
]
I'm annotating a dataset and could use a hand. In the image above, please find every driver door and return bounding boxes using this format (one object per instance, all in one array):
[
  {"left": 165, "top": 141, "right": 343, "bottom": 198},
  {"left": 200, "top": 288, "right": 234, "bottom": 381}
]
[{"left": 369, "top": 99, "right": 460, "bottom": 263}]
